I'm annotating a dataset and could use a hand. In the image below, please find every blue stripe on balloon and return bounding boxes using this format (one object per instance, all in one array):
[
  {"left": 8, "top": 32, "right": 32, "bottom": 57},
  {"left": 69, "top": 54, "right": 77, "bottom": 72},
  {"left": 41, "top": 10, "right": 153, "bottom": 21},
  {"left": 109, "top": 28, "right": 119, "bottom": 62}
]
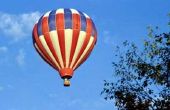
[
  {"left": 37, "top": 16, "right": 43, "bottom": 36},
  {"left": 91, "top": 20, "right": 96, "bottom": 37},
  {"left": 32, "top": 31, "right": 35, "bottom": 44},
  {"left": 64, "top": 9, "right": 72, "bottom": 29},
  {"left": 78, "top": 11, "right": 86, "bottom": 31},
  {"left": 49, "top": 10, "right": 56, "bottom": 31}
]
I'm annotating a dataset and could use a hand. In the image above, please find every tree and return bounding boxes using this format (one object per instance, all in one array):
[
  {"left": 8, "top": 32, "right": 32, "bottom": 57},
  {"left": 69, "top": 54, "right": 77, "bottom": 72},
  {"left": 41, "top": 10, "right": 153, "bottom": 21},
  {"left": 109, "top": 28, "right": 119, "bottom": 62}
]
[{"left": 101, "top": 15, "right": 170, "bottom": 110}]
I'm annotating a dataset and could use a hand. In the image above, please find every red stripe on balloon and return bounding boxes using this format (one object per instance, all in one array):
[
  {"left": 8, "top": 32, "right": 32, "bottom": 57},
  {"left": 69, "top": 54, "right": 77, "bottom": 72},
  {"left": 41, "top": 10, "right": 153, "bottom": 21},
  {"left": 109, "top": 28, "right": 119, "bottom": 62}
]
[
  {"left": 56, "top": 13, "right": 66, "bottom": 67},
  {"left": 75, "top": 36, "right": 96, "bottom": 70},
  {"left": 72, "top": 18, "right": 92, "bottom": 69},
  {"left": 41, "top": 17, "right": 61, "bottom": 69},
  {"left": 33, "top": 24, "right": 57, "bottom": 70},
  {"left": 94, "top": 25, "right": 97, "bottom": 45},
  {"left": 34, "top": 44, "right": 55, "bottom": 69},
  {"left": 69, "top": 14, "right": 81, "bottom": 67}
]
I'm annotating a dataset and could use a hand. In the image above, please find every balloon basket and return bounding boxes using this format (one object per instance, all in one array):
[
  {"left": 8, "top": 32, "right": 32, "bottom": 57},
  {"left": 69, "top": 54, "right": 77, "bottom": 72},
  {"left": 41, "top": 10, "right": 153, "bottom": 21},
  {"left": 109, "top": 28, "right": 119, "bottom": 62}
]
[{"left": 64, "top": 78, "right": 70, "bottom": 87}]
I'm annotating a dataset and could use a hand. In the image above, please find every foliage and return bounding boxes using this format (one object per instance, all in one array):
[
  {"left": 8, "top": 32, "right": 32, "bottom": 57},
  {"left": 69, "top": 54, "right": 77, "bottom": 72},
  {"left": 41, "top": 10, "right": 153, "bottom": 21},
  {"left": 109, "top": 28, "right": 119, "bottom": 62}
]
[{"left": 101, "top": 18, "right": 170, "bottom": 110}]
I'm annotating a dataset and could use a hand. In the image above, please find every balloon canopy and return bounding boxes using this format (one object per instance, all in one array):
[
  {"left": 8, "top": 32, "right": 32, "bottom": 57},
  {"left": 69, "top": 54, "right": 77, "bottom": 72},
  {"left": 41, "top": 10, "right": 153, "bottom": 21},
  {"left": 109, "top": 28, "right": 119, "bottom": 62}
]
[{"left": 32, "top": 8, "right": 97, "bottom": 86}]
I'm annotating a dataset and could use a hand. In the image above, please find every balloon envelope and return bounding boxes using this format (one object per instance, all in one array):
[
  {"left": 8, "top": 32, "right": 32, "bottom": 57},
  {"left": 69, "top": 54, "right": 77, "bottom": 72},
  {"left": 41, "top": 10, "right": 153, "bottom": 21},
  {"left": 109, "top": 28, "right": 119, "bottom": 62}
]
[{"left": 32, "top": 8, "right": 97, "bottom": 86}]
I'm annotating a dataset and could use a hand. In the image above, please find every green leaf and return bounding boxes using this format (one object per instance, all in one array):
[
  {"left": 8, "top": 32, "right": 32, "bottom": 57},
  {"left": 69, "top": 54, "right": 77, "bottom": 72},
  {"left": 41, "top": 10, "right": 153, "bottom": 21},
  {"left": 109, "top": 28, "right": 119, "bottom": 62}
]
[
  {"left": 168, "top": 22, "right": 170, "bottom": 26},
  {"left": 144, "top": 41, "right": 149, "bottom": 46}
]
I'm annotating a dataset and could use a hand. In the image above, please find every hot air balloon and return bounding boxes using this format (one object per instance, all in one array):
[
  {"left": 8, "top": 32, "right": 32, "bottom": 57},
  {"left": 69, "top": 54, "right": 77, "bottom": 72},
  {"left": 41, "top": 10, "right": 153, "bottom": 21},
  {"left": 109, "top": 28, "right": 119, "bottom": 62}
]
[{"left": 32, "top": 8, "right": 97, "bottom": 86}]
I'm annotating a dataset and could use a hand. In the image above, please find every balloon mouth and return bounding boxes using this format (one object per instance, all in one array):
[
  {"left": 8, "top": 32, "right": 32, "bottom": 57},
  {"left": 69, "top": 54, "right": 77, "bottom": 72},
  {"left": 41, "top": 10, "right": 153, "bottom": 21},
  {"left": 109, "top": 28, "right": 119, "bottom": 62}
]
[{"left": 59, "top": 68, "right": 73, "bottom": 87}]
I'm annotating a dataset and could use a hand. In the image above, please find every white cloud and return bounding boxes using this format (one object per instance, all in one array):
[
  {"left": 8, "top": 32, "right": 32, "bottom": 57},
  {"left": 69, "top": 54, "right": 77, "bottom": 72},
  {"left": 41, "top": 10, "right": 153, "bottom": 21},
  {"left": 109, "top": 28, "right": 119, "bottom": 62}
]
[
  {"left": 103, "top": 30, "right": 112, "bottom": 44},
  {"left": 0, "top": 86, "right": 4, "bottom": 92},
  {"left": 7, "top": 84, "right": 14, "bottom": 89},
  {"left": 0, "top": 46, "right": 8, "bottom": 53},
  {"left": 102, "top": 30, "right": 121, "bottom": 47},
  {"left": 0, "top": 46, "right": 8, "bottom": 65},
  {"left": 49, "top": 93, "right": 58, "bottom": 98},
  {"left": 16, "top": 49, "right": 26, "bottom": 66},
  {"left": 0, "top": 11, "right": 41, "bottom": 41},
  {"left": 67, "top": 99, "right": 82, "bottom": 107},
  {"left": 0, "top": 84, "right": 14, "bottom": 92}
]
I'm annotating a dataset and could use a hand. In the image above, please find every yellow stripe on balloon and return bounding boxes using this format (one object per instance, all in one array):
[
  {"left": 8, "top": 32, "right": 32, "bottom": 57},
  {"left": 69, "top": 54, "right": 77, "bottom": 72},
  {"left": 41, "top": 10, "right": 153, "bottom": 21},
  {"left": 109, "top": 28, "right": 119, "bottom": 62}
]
[
  {"left": 64, "top": 29, "right": 73, "bottom": 68},
  {"left": 39, "top": 35, "right": 60, "bottom": 69},
  {"left": 50, "top": 31, "right": 64, "bottom": 68},
  {"left": 70, "top": 31, "right": 86, "bottom": 68},
  {"left": 73, "top": 37, "right": 94, "bottom": 70}
]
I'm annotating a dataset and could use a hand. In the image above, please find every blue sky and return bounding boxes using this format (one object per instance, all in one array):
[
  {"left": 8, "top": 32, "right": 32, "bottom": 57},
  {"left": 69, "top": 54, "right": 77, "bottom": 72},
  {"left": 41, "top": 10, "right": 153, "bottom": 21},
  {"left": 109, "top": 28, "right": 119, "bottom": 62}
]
[{"left": 0, "top": 0, "right": 170, "bottom": 110}]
